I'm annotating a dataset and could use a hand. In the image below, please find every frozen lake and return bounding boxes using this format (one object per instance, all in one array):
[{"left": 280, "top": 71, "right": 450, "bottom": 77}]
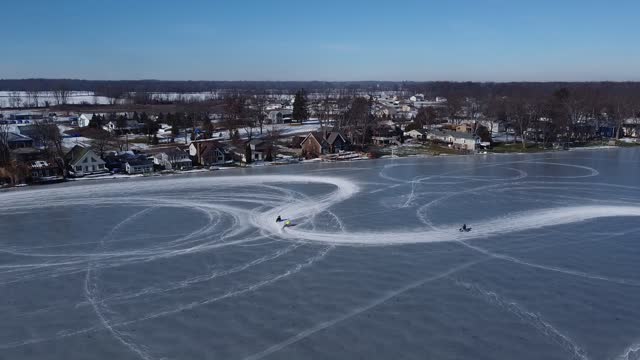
[{"left": 2, "top": 149, "right": 640, "bottom": 360}]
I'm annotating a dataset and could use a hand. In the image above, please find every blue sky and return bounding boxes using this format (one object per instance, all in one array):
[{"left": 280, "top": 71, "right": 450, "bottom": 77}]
[{"left": 2, "top": 0, "right": 639, "bottom": 81}]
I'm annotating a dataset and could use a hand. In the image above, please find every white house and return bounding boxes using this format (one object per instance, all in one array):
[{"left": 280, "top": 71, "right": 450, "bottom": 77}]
[
  {"left": 64, "top": 145, "right": 107, "bottom": 177},
  {"left": 405, "top": 129, "right": 427, "bottom": 141},
  {"left": 77, "top": 114, "right": 92, "bottom": 128},
  {"left": 451, "top": 132, "right": 480, "bottom": 151},
  {"left": 267, "top": 109, "right": 293, "bottom": 124},
  {"left": 425, "top": 130, "right": 479, "bottom": 151},
  {"left": 478, "top": 119, "right": 505, "bottom": 134},
  {"left": 409, "top": 94, "right": 425, "bottom": 102},
  {"left": 151, "top": 148, "right": 193, "bottom": 170}
]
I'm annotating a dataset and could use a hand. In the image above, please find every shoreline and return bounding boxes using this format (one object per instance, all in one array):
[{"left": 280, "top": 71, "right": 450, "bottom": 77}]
[{"left": 0, "top": 144, "right": 635, "bottom": 191}]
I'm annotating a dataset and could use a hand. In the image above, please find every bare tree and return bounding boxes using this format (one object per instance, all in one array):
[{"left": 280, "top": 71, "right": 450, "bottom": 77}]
[
  {"left": 318, "top": 95, "right": 334, "bottom": 132},
  {"left": 0, "top": 123, "right": 10, "bottom": 165},
  {"left": 52, "top": 85, "right": 71, "bottom": 106},
  {"left": 99, "top": 86, "right": 127, "bottom": 105},
  {"left": 92, "top": 130, "right": 114, "bottom": 158},
  {"left": 223, "top": 95, "right": 245, "bottom": 138},
  {"left": 33, "top": 120, "right": 66, "bottom": 175},
  {"left": 344, "top": 97, "right": 372, "bottom": 145},
  {"left": 8, "top": 91, "right": 22, "bottom": 108},
  {"left": 26, "top": 90, "right": 40, "bottom": 107},
  {"left": 255, "top": 94, "right": 267, "bottom": 134},
  {"left": 510, "top": 98, "right": 542, "bottom": 149}
]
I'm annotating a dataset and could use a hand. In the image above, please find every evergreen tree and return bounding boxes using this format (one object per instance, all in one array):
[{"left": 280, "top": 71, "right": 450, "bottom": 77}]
[
  {"left": 116, "top": 114, "right": 128, "bottom": 131},
  {"left": 89, "top": 113, "right": 99, "bottom": 128},
  {"left": 203, "top": 119, "right": 215, "bottom": 138},
  {"left": 292, "top": 89, "right": 309, "bottom": 122},
  {"left": 244, "top": 143, "right": 252, "bottom": 164}
]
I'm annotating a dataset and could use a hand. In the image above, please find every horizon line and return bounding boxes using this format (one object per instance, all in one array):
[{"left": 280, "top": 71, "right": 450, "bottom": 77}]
[{"left": 2, "top": 78, "right": 640, "bottom": 84}]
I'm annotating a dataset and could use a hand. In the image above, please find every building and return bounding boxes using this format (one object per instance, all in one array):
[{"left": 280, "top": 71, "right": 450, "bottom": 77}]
[
  {"left": 300, "top": 132, "right": 326, "bottom": 158},
  {"left": 371, "top": 135, "right": 401, "bottom": 146},
  {"left": 409, "top": 94, "right": 425, "bottom": 102},
  {"left": 7, "top": 132, "right": 34, "bottom": 149},
  {"left": 64, "top": 145, "right": 107, "bottom": 177},
  {"left": 188, "top": 140, "right": 228, "bottom": 166},
  {"left": 29, "top": 160, "right": 63, "bottom": 183},
  {"left": 125, "top": 156, "right": 154, "bottom": 174},
  {"left": 405, "top": 129, "right": 427, "bottom": 141},
  {"left": 425, "top": 130, "right": 479, "bottom": 150},
  {"left": 77, "top": 114, "right": 92, "bottom": 128},
  {"left": 102, "top": 119, "right": 143, "bottom": 134},
  {"left": 326, "top": 132, "right": 348, "bottom": 153},
  {"left": 268, "top": 109, "right": 293, "bottom": 124},
  {"left": 456, "top": 124, "right": 473, "bottom": 133},
  {"left": 246, "top": 140, "right": 273, "bottom": 162},
  {"left": 478, "top": 120, "right": 505, "bottom": 134},
  {"left": 299, "top": 130, "right": 348, "bottom": 159},
  {"left": 151, "top": 147, "right": 193, "bottom": 170},
  {"left": 451, "top": 132, "right": 480, "bottom": 151}
]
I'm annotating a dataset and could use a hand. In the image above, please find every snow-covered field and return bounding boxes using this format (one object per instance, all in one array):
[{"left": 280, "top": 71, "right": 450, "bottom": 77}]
[
  {"left": 0, "top": 91, "right": 112, "bottom": 107},
  {"left": 0, "top": 91, "right": 227, "bottom": 108}
]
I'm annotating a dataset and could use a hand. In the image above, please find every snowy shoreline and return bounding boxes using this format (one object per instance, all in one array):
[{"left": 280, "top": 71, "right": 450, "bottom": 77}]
[{"left": 1, "top": 144, "right": 631, "bottom": 191}]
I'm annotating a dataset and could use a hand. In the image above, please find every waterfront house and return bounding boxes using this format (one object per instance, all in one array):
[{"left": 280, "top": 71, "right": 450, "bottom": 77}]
[
  {"left": 188, "top": 139, "right": 228, "bottom": 166},
  {"left": 64, "top": 145, "right": 107, "bottom": 177},
  {"left": 300, "top": 130, "right": 348, "bottom": 159},
  {"left": 246, "top": 140, "right": 273, "bottom": 162},
  {"left": 300, "top": 132, "right": 327, "bottom": 158},
  {"left": 150, "top": 147, "right": 193, "bottom": 170},
  {"left": 125, "top": 156, "right": 154, "bottom": 174},
  {"left": 405, "top": 129, "right": 427, "bottom": 141}
]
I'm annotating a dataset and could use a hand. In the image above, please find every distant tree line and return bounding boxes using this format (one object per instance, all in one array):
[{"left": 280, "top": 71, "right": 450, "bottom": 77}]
[{"left": 3, "top": 79, "right": 639, "bottom": 98}]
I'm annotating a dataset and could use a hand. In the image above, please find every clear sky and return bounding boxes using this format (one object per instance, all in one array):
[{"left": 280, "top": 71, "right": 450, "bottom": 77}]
[{"left": 2, "top": 0, "right": 639, "bottom": 81}]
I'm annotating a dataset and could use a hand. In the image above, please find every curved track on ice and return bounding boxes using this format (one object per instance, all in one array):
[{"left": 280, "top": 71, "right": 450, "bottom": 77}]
[{"left": 2, "top": 152, "right": 640, "bottom": 360}]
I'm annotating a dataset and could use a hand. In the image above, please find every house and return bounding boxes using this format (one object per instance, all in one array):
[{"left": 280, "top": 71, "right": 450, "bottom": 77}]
[
  {"left": 451, "top": 132, "right": 480, "bottom": 151},
  {"left": 456, "top": 124, "right": 473, "bottom": 133},
  {"left": 478, "top": 120, "right": 505, "bottom": 134},
  {"left": 77, "top": 114, "right": 92, "bottom": 128},
  {"left": 425, "top": 130, "right": 479, "bottom": 151},
  {"left": 405, "top": 129, "right": 427, "bottom": 141},
  {"left": 29, "top": 160, "right": 63, "bottom": 183},
  {"left": 299, "top": 130, "right": 348, "bottom": 159},
  {"left": 410, "top": 94, "right": 425, "bottom": 102},
  {"left": 425, "top": 130, "right": 448, "bottom": 142},
  {"left": 247, "top": 140, "right": 273, "bottom": 162},
  {"left": 64, "top": 145, "right": 107, "bottom": 177},
  {"left": 102, "top": 119, "right": 143, "bottom": 134},
  {"left": 7, "top": 132, "right": 34, "bottom": 149},
  {"left": 326, "top": 132, "right": 348, "bottom": 153},
  {"left": 150, "top": 147, "right": 193, "bottom": 170},
  {"left": 300, "top": 132, "right": 327, "bottom": 159},
  {"left": 125, "top": 156, "right": 154, "bottom": 174},
  {"left": 188, "top": 139, "right": 228, "bottom": 166},
  {"left": 623, "top": 118, "right": 640, "bottom": 138},
  {"left": 268, "top": 109, "right": 293, "bottom": 124},
  {"left": 371, "top": 135, "right": 401, "bottom": 146}
]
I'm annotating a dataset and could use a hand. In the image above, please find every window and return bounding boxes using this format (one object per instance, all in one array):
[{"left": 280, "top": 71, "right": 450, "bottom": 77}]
[
  {"left": 91, "top": 157, "right": 97, "bottom": 163},
  {"left": 83, "top": 157, "right": 88, "bottom": 163},
  {"left": 75, "top": 166, "right": 82, "bottom": 171},
  {"left": 98, "top": 164, "right": 104, "bottom": 169}
]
